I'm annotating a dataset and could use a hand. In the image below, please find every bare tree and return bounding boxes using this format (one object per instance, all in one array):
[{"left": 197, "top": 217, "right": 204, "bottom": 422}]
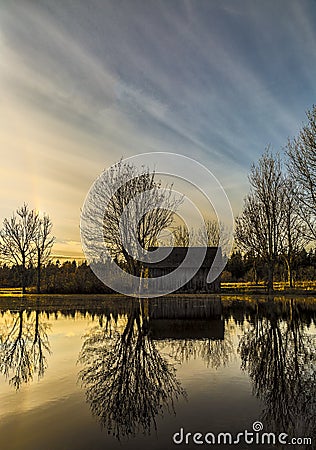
[
  {"left": 201, "top": 220, "right": 221, "bottom": 246},
  {"left": 286, "top": 105, "right": 316, "bottom": 240},
  {"left": 33, "top": 215, "right": 55, "bottom": 293},
  {"left": 172, "top": 224, "right": 191, "bottom": 246},
  {"left": 173, "top": 220, "right": 229, "bottom": 251},
  {"left": 0, "top": 205, "right": 54, "bottom": 293},
  {"left": 0, "top": 309, "right": 51, "bottom": 389},
  {"left": 196, "top": 220, "right": 231, "bottom": 260},
  {"left": 239, "top": 300, "right": 316, "bottom": 438},
  {"left": 165, "top": 336, "right": 234, "bottom": 369},
  {"left": 280, "top": 178, "right": 308, "bottom": 287},
  {"left": 82, "top": 159, "right": 182, "bottom": 277},
  {"left": 0, "top": 204, "right": 38, "bottom": 293},
  {"left": 78, "top": 305, "right": 186, "bottom": 439},
  {"left": 235, "top": 150, "right": 285, "bottom": 293}
]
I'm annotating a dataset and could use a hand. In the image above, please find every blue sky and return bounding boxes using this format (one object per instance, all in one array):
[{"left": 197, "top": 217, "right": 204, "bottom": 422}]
[{"left": 1, "top": 0, "right": 316, "bottom": 258}]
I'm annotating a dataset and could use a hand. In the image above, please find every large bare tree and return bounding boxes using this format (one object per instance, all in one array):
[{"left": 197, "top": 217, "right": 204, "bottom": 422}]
[
  {"left": 82, "top": 159, "right": 182, "bottom": 277},
  {"left": 286, "top": 105, "right": 316, "bottom": 240},
  {"left": 235, "top": 150, "right": 286, "bottom": 293},
  {"left": 0, "top": 204, "right": 38, "bottom": 293},
  {"left": 0, "top": 204, "right": 54, "bottom": 293}
]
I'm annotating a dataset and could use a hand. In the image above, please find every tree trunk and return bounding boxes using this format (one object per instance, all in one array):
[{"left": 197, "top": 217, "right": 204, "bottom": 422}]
[
  {"left": 253, "top": 259, "right": 258, "bottom": 284},
  {"left": 287, "top": 259, "right": 293, "bottom": 288},
  {"left": 21, "top": 254, "right": 26, "bottom": 294},
  {"left": 289, "top": 267, "right": 293, "bottom": 288},
  {"left": 37, "top": 249, "right": 41, "bottom": 294},
  {"left": 267, "top": 261, "right": 274, "bottom": 294},
  {"left": 34, "top": 310, "right": 39, "bottom": 343},
  {"left": 283, "top": 255, "right": 293, "bottom": 288}
]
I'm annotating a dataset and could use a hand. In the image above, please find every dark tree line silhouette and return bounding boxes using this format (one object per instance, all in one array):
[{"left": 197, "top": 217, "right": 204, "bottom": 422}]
[
  {"left": 223, "top": 248, "right": 316, "bottom": 284},
  {"left": 0, "top": 260, "right": 113, "bottom": 293},
  {"left": 0, "top": 249, "right": 314, "bottom": 294}
]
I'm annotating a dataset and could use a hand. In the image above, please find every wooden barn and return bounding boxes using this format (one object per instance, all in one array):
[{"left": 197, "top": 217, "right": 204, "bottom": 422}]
[
  {"left": 147, "top": 297, "right": 224, "bottom": 340},
  {"left": 144, "top": 246, "right": 221, "bottom": 293}
]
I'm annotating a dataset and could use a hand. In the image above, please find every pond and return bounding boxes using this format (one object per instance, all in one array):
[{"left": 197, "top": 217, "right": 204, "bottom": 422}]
[{"left": 0, "top": 296, "right": 315, "bottom": 450}]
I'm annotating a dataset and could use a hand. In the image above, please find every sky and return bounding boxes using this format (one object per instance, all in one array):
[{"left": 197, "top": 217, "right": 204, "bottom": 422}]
[{"left": 1, "top": 0, "right": 316, "bottom": 259}]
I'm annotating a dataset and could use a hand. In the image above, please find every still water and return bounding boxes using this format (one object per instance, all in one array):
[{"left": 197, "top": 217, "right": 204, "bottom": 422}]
[{"left": 0, "top": 296, "right": 315, "bottom": 450}]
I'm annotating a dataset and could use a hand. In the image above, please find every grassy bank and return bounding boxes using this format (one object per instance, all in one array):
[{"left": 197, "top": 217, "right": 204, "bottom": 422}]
[
  {"left": 0, "top": 281, "right": 316, "bottom": 298},
  {"left": 221, "top": 281, "right": 316, "bottom": 296}
]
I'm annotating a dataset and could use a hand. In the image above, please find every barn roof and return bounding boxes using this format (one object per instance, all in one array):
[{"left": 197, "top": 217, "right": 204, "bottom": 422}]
[{"left": 143, "top": 246, "right": 219, "bottom": 269}]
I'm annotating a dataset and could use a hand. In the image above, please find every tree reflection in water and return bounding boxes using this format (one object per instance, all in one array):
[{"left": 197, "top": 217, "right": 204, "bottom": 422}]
[
  {"left": 150, "top": 297, "right": 234, "bottom": 369},
  {"left": 239, "top": 299, "right": 316, "bottom": 438},
  {"left": 0, "top": 309, "right": 51, "bottom": 389},
  {"left": 161, "top": 335, "right": 234, "bottom": 369},
  {"left": 78, "top": 303, "right": 186, "bottom": 439}
]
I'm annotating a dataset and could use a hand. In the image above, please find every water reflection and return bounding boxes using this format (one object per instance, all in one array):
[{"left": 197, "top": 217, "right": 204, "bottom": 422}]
[
  {"left": 149, "top": 297, "right": 234, "bottom": 368},
  {"left": 78, "top": 301, "right": 186, "bottom": 439},
  {"left": 239, "top": 299, "right": 316, "bottom": 439},
  {"left": 0, "top": 296, "right": 314, "bottom": 446},
  {"left": 77, "top": 297, "right": 236, "bottom": 438},
  {"left": 0, "top": 310, "right": 51, "bottom": 389}
]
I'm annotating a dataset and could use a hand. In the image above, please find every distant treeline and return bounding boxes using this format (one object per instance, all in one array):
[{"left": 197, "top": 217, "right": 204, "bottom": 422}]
[
  {"left": 0, "top": 249, "right": 315, "bottom": 294},
  {"left": 0, "top": 260, "right": 112, "bottom": 294},
  {"left": 224, "top": 248, "right": 316, "bottom": 283}
]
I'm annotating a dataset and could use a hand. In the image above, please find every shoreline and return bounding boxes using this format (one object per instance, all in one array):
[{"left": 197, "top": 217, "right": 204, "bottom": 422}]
[{"left": 0, "top": 290, "right": 315, "bottom": 300}]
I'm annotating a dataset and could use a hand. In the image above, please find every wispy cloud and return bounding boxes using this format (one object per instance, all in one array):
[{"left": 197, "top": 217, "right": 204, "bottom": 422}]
[{"left": 1, "top": 0, "right": 316, "bottom": 256}]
